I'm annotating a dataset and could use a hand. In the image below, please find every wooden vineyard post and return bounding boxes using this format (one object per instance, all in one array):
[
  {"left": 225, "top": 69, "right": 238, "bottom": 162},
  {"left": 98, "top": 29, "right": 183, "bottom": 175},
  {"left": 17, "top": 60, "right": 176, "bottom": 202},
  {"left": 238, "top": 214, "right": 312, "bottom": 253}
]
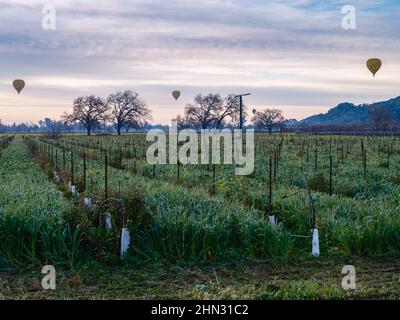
[
  {"left": 105, "top": 155, "right": 108, "bottom": 200},
  {"left": 364, "top": 149, "right": 367, "bottom": 178},
  {"left": 119, "top": 147, "right": 122, "bottom": 169},
  {"left": 361, "top": 139, "right": 364, "bottom": 160},
  {"left": 70, "top": 150, "right": 74, "bottom": 185},
  {"left": 211, "top": 163, "right": 216, "bottom": 195},
  {"left": 83, "top": 153, "right": 86, "bottom": 192},
  {"left": 269, "top": 157, "right": 273, "bottom": 216},
  {"left": 363, "top": 149, "right": 367, "bottom": 187}
]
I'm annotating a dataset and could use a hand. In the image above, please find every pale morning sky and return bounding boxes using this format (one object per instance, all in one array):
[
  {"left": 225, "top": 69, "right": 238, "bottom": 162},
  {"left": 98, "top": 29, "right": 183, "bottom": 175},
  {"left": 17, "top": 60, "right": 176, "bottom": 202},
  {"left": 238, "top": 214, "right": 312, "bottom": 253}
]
[{"left": 0, "top": 0, "right": 399, "bottom": 124}]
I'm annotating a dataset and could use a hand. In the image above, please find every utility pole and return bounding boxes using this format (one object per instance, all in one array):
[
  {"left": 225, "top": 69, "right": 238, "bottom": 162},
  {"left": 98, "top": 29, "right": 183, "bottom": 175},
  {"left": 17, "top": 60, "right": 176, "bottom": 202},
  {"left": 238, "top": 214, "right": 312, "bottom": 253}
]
[{"left": 235, "top": 93, "right": 251, "bottom": 130}]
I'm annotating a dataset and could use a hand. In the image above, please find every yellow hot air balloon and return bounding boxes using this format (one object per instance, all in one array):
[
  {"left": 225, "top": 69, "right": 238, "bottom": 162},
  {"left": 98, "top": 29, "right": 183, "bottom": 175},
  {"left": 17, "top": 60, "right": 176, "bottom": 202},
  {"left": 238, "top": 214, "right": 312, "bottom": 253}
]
[
  {"left": 366, "top": 58, "right": 382, "bottom": 77},
  {"left": 13, "top": 79, "right": 25, "bottom": 94},
  {"left": 172, "top": 90, "right": 181, "bottom": 101}
]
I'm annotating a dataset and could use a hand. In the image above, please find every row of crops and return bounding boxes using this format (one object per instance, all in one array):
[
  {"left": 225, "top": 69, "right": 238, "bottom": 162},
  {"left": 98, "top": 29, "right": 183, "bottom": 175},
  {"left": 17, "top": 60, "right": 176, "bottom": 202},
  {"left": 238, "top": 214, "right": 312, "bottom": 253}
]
[
  {"left": 21, "top": 133, "right": 400, "bottom": 261},
  {"left": 0, "top": 137, "right": 82, "bottom": 268},
  {"left": 24, "top": 136, "right": 289, "bottom": 262},
  {"left": 47, "top": 133, "right": 400, "bottom": 200}
]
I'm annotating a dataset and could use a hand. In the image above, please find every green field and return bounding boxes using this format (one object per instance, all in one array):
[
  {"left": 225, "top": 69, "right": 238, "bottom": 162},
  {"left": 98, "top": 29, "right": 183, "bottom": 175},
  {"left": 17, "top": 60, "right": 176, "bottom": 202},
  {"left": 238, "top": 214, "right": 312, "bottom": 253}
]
[{"left": 0, "top": 134, "right": 399, "bottom": 299}]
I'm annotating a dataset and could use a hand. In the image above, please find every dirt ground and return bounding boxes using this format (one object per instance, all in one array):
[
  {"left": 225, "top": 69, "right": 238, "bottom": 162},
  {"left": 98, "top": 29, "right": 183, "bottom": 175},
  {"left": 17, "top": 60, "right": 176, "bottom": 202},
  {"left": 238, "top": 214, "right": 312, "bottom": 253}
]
[{"left": 0, "top": 256, "right": 399, "bottom": 300}]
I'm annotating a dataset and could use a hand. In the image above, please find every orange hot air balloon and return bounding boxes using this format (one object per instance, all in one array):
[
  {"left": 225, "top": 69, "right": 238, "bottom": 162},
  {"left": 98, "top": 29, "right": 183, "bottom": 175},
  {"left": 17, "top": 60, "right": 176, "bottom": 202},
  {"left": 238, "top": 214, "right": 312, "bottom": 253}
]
[
  {"left": 13, "top": 79, "right": 25, "bottom": 94},
  {"left": 172, "top": 90, "right": 181, "bottom": 101},
  {"left": 366, "top": 58, "right": 382, "bottom": 77}
]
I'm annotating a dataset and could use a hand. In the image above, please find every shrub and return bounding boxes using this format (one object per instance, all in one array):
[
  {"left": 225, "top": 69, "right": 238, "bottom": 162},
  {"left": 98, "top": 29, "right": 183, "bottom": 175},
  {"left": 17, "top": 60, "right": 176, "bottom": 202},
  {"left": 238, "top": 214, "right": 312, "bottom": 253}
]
[{"left": 307, "top": 171, "right": 329, "bottom": 193}]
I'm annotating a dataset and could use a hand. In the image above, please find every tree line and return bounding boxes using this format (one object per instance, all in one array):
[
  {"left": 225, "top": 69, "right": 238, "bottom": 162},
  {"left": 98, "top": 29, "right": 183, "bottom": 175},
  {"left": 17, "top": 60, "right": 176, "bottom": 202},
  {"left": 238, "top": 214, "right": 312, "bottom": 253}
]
[
  {"left": 175, "top": 93, "right": 284, "bottom": 132},
  {"left": 63, "top": 90, "right": 151, "bottom": 135},
  {"left": 60, "top": 91, "right": 286, "bottom": 135},
  {"left": 0, "top": 90, "right": 400, "bottom": 135},
  {"left": 2, "top": 90, "right": 396, "bottom": 135}
]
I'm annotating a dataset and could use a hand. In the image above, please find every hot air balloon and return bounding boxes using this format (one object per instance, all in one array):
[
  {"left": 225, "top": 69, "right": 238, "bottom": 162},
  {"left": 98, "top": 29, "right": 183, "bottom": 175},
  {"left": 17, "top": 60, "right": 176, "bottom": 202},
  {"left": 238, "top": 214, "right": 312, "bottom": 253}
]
[
  {"left": 172, "top": 90, "right": 181, "bottom": 101},
  {"left": 13, "top": 79, "right": 25, "bottom": 94},
  {"left": 366, "top": 58, "right": 382, "bottom": 77}
]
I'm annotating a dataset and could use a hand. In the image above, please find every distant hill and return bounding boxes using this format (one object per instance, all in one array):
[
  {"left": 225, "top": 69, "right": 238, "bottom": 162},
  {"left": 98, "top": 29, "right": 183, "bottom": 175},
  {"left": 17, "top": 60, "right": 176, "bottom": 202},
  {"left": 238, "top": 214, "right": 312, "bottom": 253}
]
[{"left": 300, "top": 96, "right": 400, "bottom": 126}]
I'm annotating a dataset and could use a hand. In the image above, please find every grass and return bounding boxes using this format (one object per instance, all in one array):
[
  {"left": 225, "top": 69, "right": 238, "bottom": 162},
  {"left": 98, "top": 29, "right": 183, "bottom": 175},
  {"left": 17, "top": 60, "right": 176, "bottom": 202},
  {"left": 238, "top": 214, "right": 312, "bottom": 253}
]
[
  {"left": 26, "top": 137, "right": 292, "bottom": 263},
  {"left": 1, "top": 134, "right": 399, "bottom": 300},
  {"left": 26, "top": 135, "right": 400, "bottom": 261},
  {"left": 1, "top": 256, "right": 399, "bottom": 299},
  {"left": 0, "top": 138, "right": 83, "bottom": 268}
]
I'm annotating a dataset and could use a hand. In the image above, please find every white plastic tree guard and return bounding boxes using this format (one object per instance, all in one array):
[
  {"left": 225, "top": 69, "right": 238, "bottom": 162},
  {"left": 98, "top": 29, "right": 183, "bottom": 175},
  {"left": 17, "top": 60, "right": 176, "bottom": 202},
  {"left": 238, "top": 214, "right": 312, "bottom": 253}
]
[
  {"left": 311, "top": 229, "right": 320, "bottom": 257},
  {"left": 53, "top": 171, "right": 60, "bottom": 182},
  {"left": 97, "top": 198, "right": 130, "bottom": 258},
  {"left": 70, "top": 185, "right": 77, "bottom": 194},
  {"left": 120, "top": 228, "right": 131, "bottom": 256},
  {"left": 84, "top": 197, "right": 92, "bottom": 208},
  {"left": 269, "top": 215, "right": 276, "bottom": 226},
  {"left": 105, "top": 212, "right": 112, "bottom": 230}
]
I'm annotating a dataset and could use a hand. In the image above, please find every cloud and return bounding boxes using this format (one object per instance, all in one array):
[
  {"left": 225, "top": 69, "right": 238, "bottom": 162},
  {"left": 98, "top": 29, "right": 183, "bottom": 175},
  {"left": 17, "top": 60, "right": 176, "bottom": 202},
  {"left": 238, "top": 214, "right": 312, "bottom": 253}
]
[{"left": 0, "top": 0, "right": 399, "bottom": 124}]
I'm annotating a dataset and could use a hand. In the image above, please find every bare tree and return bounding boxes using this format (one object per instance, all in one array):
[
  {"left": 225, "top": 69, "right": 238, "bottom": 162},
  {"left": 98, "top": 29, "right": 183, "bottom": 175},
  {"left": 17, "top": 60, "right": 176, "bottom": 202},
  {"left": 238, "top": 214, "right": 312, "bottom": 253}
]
[
  {"left": 252, "top": 108, "right": 285, "bottom": 134},
  {"left": 107, "top": 90, "right": 151, "bottom": 135},
  {"left": 63, "top": 95, "right": 109, "bottom": 136},
  {"left": 368, "top": 106, "right": 394, "bottom": 132},
  {"left": 37, "top": 118, "right": 63, "bottom": 134},
  {"left": 215, "top": 94, "right": 244, "bottom": 129},
  {"left": 183, "top": 94, "right": 222, "bottom": 129},
  {"left": 182, "top": 93, "right": 245, "bottom": 129},
  {"left": 176, "top": 114, "right": 190, "bottom": 130}
]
